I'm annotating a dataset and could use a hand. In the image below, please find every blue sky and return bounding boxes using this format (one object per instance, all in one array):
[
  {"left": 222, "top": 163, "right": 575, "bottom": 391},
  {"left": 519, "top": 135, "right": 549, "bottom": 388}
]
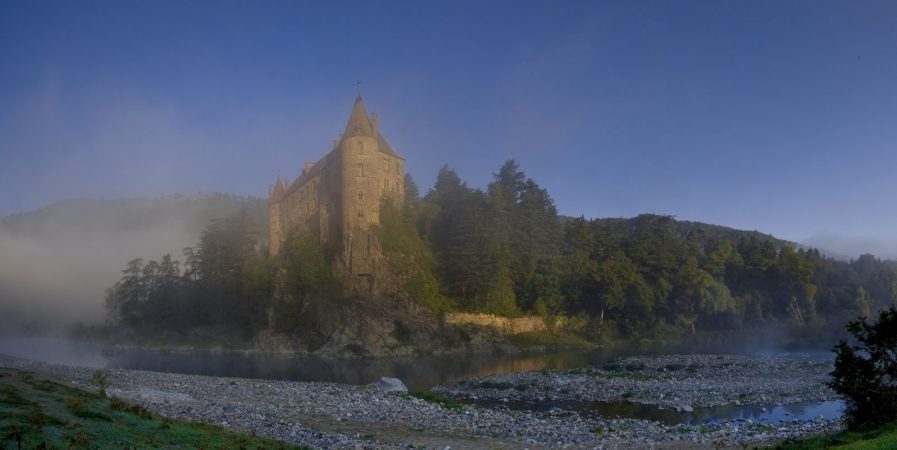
[{"left": 1, "top": 0, "right": 896, "bottom": 256}]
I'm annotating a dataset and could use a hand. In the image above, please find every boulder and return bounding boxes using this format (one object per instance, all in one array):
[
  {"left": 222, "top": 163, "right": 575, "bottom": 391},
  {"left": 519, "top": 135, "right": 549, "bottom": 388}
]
[{"left": 369, "top": 376, "right": 408, "bottom": 393}]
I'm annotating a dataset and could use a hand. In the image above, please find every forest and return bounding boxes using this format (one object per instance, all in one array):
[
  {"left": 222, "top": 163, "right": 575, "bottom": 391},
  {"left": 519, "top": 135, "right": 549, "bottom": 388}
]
[{"left": 103, "top": 160, "right": 897, "bottom": 346}]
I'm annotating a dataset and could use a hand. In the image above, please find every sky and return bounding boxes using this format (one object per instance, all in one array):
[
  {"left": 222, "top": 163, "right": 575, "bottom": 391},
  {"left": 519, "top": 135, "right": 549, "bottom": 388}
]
[{"left": 1, "top": 0, "right": 896, "bottom": 256}]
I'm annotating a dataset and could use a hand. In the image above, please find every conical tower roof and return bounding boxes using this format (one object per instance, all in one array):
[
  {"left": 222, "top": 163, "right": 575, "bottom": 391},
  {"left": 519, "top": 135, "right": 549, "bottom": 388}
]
[
  {"left": 271, "top": 176, "right": 285, "bottom": 202},
  {"left": 342, "top": 95, "right": 374, "bottom": 139}
]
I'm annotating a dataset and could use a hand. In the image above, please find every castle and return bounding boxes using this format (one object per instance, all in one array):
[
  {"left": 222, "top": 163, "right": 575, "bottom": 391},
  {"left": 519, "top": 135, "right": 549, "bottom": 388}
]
[{"left": 267, "top": 96, "right": 405, "bottom": 276}]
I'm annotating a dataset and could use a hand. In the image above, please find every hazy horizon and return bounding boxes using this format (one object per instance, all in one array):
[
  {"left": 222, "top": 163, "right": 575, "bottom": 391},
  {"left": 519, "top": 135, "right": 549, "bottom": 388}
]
[{"left": 5, "top": 193, "right": 897, "bottom": 262}]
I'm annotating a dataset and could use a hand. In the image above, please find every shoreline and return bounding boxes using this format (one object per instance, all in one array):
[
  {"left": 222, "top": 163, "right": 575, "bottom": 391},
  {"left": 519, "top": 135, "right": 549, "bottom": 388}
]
[{"left": 0, "top": 353, "right": 842, "bottom": 449}]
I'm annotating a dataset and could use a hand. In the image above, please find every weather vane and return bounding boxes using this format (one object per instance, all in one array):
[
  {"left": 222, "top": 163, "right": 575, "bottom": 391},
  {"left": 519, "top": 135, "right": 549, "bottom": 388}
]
[{"left": 355, "top": 80, "right": 362, "bottom": 96}]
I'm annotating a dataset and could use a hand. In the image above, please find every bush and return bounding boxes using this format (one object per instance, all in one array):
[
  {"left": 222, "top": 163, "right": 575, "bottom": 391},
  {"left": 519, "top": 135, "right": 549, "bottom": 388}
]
[
  {"left": 829, "top": 306, "right": 897, "bottom": 430},
  {"left": 91, "top": 370, "right": 111, "bottom": 396}
]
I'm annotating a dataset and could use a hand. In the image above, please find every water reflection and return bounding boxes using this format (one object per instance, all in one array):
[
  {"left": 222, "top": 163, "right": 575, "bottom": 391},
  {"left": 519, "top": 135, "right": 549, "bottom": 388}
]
[
  {"left": 0, "top": 336, "right": 832, "bottom": 391},
  {"left": 469, "top": 398, "right": 844, "bottom": 425},
  {"left": 102, "top": 349, "right": 599, "bottom": 390}
]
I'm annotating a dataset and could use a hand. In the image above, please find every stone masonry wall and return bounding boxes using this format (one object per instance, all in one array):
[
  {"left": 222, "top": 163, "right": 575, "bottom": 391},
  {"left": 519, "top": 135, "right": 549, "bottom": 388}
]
[{"left": 444, "top": 313, "right": 547, "bottom": 335}]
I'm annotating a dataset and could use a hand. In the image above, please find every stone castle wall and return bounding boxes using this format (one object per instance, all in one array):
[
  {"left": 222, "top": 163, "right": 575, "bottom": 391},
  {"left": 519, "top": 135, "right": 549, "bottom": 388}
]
[
  {"left": 444, "top": 313, "right": 548, "bottom": 335},
  {"left": 268, "top": 96, "right": 405, "bottom": 279}
]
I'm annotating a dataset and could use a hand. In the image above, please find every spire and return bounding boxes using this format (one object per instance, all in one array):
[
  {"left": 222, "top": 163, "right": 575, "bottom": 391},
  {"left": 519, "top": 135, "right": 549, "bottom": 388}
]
[
  {"left": 343, "top": 95, "right": 374, "bottom": 139},
  {"left": 271, "top": 176, "right": 285, "bottom": 202}
]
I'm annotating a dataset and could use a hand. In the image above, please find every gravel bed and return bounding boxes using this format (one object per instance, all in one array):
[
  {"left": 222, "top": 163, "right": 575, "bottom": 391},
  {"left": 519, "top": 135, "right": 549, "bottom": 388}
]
[
  {"left": 434, "top": 354, "right": 836, "bottom": 412},
  {"left": 0, "top": 353, "right": 841, "bottom": 449}
]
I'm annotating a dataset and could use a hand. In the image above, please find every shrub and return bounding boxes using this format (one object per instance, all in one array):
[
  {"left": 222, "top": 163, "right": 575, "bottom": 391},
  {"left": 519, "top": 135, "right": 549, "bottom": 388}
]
[
  {"left": 91, "top": 370, "right": 111, "bottom": 396},
  {"left": 829, "top": 306, "right": 897, "bottom": 430}
]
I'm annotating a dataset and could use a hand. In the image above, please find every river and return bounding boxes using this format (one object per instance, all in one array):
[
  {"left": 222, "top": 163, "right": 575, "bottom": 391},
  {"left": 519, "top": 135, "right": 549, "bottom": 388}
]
[{"left": 0, "top": 336, "right": 842, "bottom": 425}]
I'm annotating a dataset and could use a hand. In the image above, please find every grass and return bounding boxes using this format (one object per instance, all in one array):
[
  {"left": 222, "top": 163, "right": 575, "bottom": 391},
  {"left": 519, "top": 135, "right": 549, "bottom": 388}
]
[
  {"left": 771, "top": 421, "right": 897, "bottom": 449},
  {"left": 406, "top": 391, "right": 464, "bottom": 410},
  {"left": 0, "top": 367, "right": 308, "bottom": 449}
]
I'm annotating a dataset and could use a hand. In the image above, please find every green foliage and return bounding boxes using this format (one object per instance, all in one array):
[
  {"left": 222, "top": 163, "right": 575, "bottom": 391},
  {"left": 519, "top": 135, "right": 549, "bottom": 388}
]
[
  {"left": 282, "top": 230, "right": 335, "bottom": 300},
  {"left": 378, "top": 200, "right": 454, "bottom": 313},
  {"left": 406, "top": 391, "right": 463, "bottom": 410},
  {"left": 0, "top": 368, "right": 306, "bottom": 449},
  {"left": 829, "top": 307, "right": 897, "bottom": 430},
  {"left": 275, "top": 229, "right": 345, "bottom": 340},
  {"left": 90, "top": 370, "right": 110, "bottom": 396},
  {"left": 772, "top": 420, "right": 897, "bottom": 449},
  {"left": 415, "top": 160, "right": 897, "bottom": 340},
  {"left": 103, "top": 159, "right": 897, "bottom": 348},
  {"left": 105, "top": 209, "right": 275, "bottom": 338}
]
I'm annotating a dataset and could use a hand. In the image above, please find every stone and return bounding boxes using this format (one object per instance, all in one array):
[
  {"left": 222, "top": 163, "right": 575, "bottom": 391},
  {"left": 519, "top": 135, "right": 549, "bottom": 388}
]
[{"left": 369, "top": 376, "right": 408, "bottom": 393}]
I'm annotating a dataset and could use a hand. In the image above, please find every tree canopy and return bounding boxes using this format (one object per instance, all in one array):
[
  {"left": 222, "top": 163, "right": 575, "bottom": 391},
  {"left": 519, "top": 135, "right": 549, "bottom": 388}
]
[{"left": 105, "top": 160, "right": 897, "bottom": 346}]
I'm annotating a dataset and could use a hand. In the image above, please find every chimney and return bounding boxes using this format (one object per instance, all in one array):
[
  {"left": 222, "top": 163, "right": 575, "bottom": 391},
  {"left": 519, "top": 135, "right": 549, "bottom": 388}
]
[
  {"left": 268, "top": 185, "right": 272, "bottom": 198},
  {"left": 303, "top": 161, "right": 314, "bottom": 175},
  {"left": 371, "top": 112, "right": 378, "bottom": 136}
]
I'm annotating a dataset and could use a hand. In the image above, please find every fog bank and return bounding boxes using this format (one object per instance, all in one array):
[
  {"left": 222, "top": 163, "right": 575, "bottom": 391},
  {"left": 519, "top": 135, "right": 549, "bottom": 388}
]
[{"left": 0, "top": 196, "right": 265, "bottom": 333}]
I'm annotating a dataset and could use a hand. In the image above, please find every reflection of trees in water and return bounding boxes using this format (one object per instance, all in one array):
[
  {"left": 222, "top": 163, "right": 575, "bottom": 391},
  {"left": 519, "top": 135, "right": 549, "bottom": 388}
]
[
  {"left": 98, "top": 339, "right": 752, "bottom": 389},
  {"left": 103, "top": 349, "right": 601, "bottom": 390}
]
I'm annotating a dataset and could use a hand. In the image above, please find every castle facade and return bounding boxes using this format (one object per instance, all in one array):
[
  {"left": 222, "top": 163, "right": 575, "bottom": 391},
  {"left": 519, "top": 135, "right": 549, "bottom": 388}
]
[{"left": 267, "top": 96, "right": 405, "bottom": 275}]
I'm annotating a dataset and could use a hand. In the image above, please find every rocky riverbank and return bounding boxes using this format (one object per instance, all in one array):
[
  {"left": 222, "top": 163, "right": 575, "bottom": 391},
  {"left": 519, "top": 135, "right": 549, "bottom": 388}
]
[
  {"left": 0, "top": 353, "right": 842, "bottom": 449},
  {"left": 433, "top": 354, "right": 835, "bottom": 412}
]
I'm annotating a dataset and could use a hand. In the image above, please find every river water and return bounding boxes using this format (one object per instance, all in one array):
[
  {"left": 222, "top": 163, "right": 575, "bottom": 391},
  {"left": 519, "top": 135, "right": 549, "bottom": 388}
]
[{"left": 0, "top": 336, "right": 842, "bottom": 424}]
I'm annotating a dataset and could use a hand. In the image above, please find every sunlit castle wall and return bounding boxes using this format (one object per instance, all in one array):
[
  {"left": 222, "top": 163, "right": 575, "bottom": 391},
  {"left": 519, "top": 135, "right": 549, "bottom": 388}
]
[{"left": 267, "top": 96, "right": 405, "bottom": 276}]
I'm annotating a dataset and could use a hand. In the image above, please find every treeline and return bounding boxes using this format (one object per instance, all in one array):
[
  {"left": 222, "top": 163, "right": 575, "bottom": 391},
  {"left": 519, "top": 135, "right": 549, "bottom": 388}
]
[
  {"left": 104, "top": 211, "right": 275, "bottom": 337},
  {"left": 105, "top": 160, "right": 897, "bottom": 343},
  {"left": 417, "top": 160, "right": 897, "bottom": 339}
]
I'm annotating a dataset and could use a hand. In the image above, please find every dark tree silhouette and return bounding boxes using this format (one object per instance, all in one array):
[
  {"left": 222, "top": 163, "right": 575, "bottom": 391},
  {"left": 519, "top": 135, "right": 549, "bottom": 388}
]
[{"left": 829, "top": 307, "right": 897, "bottom": 430}]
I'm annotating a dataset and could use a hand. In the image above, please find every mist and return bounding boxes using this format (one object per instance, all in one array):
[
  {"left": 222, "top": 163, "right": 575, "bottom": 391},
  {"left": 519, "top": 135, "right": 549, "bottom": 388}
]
[
  {"left": 802, "top": 233, "right": 897, "bottom": 261},
  {"left": 0, "top": 196, "right": 265, "bottom": 334}
]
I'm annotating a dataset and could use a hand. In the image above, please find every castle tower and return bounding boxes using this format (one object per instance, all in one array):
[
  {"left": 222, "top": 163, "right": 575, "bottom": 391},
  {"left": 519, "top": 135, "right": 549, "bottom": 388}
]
[
  {"left": 338, "top": 95, "right": 405, "bottom": 275},
  {"left": 340, "top": 96, "right": 378, "bottom": 275},
  {"left": 266, "top": 95, "right": 405, "bottom": 273}
]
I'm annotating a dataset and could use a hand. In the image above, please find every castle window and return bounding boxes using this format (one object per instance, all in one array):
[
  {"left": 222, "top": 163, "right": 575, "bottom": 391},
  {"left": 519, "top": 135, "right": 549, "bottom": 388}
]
[
  {"left": 357, "top": 142, "right": 364, "bottom": 154},
  {"left": 357, "top": 191, "right": 364, "bottom": 201},
  {"left": 358, "top": 210, "right": 364, "bottom": 218},
  {"left": 384, "top": 179, "right": 389, "bottom": 191},
  {"left": 356, "top": 163, "right": 364, "bottom": 177},
  {"left": 384, "top": 159, "right": 391, "bottom": 173}
]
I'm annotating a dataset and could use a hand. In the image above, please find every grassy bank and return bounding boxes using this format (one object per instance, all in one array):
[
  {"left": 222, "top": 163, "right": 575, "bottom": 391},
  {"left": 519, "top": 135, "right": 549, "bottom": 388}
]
[
  {"left": 772, "top": 421, "right": 897, "bottom": 449},
  {"left": 0, "top": 367, "right": 306, "bottom": 449}
]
